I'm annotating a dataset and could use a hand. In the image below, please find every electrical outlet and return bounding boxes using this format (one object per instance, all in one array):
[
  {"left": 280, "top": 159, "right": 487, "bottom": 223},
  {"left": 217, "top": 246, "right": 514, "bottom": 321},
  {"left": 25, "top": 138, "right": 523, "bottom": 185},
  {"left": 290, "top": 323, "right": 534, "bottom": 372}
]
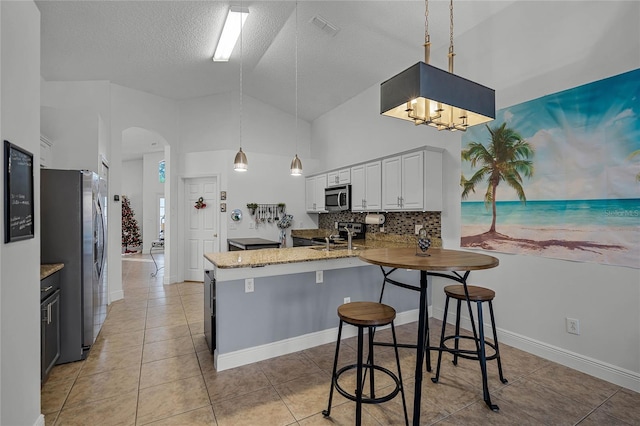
[
  {"left": 344, "top": 297, "right": 351, "bottom": 304},
  {"left": 245, "top": 278, "right": 254, "bottom": 293},
  {"left": 249, "top": 222, "right": 255, "bottom": 229},
  {"left": 316, "top": 270, "right": 323, "bottom": 283},
  {"left": 415, "top": 224, "right": 423, "bottom": 235},
  {"left": 334, "top": 221, "right": 338, "bottom": 229},
  {"left": 380, "top": 226, "right": 385, "bottom": 233},
  {"left": 566, "top": 317, "right": 580, "bottom": 335}
]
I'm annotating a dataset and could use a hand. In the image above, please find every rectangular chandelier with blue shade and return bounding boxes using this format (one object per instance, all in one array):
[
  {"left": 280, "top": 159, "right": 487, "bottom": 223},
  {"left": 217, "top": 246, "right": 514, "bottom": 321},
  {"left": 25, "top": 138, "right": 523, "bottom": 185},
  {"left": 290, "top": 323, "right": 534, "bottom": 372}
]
[{"left": 380, "top": 62, "right": 495, "bottom": 131}]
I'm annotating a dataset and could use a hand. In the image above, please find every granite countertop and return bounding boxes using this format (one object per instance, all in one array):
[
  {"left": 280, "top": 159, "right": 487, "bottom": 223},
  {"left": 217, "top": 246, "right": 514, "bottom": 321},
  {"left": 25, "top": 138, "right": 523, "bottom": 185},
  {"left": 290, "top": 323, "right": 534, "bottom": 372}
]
[
  {"left": 291, "top": 229, "right": 333, "bottom": 239},
  {"left": 205, "top": 246, "right": 360, "bottom": 269},
  {"left": 41, "top": 263, "right": 64, "bottom": 280},
  {"left": 205, "top": 233, "right": 442, "bottom": 269}
]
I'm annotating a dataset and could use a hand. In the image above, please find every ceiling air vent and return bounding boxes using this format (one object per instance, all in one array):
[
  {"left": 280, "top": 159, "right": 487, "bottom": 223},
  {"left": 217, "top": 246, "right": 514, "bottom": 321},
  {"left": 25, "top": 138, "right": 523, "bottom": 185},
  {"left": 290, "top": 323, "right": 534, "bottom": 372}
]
[{"left": 309, "top": 15, "right": 340, "bottom": 37}]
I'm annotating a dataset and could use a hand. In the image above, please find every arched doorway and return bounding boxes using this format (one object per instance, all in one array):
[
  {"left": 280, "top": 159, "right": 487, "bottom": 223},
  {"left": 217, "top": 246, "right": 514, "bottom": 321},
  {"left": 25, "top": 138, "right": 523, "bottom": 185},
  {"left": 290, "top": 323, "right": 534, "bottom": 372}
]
[{"left": 121, "top": 127, "right": 171, "bottom": 281}]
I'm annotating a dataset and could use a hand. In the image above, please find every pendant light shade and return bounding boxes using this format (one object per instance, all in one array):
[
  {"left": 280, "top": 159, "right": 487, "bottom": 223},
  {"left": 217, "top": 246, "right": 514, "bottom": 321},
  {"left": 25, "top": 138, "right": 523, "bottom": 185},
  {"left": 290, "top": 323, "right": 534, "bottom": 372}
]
[
  {"left": 290, "top": 154, "right": 303, "bottom": 176},
  {"left": 380, "top": 0, "right": 494, "bottom": 131},
  {"left": 234, "top": 147, "right": 248, "bottom": 172},
  {"left": 380, "top": 62, "right": 495, "bottom": 131}
]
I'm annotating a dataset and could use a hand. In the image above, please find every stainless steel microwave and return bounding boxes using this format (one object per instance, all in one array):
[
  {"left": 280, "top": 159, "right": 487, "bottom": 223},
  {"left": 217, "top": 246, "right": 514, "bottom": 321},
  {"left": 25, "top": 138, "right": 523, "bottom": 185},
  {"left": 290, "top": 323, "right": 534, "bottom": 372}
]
[{"left": 325, "top": 185, "right": 351, "bottom": 211}]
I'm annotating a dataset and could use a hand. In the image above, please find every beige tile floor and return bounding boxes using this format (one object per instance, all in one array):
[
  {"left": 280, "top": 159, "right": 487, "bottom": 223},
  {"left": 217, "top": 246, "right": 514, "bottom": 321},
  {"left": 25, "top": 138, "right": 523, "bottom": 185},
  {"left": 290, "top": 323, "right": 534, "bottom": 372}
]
[{"left": 41, "top": 253, "right": 640, "bottom": 425}]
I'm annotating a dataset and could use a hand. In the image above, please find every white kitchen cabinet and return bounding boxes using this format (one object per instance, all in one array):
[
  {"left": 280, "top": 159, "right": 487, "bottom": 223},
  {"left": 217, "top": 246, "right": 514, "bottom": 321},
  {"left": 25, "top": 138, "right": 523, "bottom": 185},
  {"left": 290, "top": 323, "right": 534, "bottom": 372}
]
[
  {"left": 381, "top": 156, "right": 403, "bottom": 210},
  {"left": 327, "top": 168, "right": 350, "bottom": 187},
  {"left": 423, "top": 148, "right": 443, "bottom": 211},
  {"left": 305, "top": 174, "right": 327, "bottom": 213},
  {"left": 351, "top": 161, "right": 381, "bottom": 211},
  {"left": 382, "top": 149, "right": 442, "bottom": 211}
]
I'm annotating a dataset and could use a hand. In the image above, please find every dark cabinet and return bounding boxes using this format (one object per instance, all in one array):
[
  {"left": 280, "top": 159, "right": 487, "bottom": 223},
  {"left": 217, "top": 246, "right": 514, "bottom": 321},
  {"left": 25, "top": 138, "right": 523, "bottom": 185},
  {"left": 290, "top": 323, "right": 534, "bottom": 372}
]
[
  {"left": 292, "top": 237, "right": 313, "bottom": 247},
  {"left": 204, "top": 270, "right": 216, "bottom": 353},
  {"left": 227, "top": 238, "right": 280, "bottom": 251},
  {"left": 41, "top": 289, "right": 61, "bottom": 383}
]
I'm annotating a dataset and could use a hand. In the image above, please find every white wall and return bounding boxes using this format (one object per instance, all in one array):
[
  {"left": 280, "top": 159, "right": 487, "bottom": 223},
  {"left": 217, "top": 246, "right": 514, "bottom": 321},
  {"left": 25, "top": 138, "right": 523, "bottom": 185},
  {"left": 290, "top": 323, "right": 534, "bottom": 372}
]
[
  {"left": 40, "top": 106, "right": 98, "bottom": 171},
  {"left": 142, "top": 152, "right": 164, "bottom": 252},
  {"left": 178, "top": 91, "right": 311, "bottom": 159},
  {"left": 180, "top": 150, "right": 316, "bottom": 253},
  {"left": 0, "top": 1, "right": 42, "bottom": 424},
  {"left": 175, "top": 92, "right": 315, "bottom": 281},
  {"left": 41, "top": 80, "right": 110, "bottom": 173},
  {"left": 311, "top": 1, "right": 640, "bottom": 391}
]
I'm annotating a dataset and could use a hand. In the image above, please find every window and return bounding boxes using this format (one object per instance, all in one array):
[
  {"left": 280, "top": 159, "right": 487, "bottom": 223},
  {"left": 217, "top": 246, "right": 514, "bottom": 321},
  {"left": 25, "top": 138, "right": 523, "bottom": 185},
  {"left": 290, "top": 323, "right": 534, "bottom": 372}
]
[
  {"left": 158, "top": 197, "right": 165, "bottom": 239},
  {"left": 159, "top": 160, "right": 165, "bottom": 183}
]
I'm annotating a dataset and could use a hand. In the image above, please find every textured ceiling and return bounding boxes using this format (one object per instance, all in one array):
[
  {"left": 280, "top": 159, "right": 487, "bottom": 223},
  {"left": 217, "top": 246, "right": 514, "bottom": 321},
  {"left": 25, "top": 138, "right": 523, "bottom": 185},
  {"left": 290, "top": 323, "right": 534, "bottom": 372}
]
[{"left": 38, "top": 1, "right": 515, "bottom": 124}]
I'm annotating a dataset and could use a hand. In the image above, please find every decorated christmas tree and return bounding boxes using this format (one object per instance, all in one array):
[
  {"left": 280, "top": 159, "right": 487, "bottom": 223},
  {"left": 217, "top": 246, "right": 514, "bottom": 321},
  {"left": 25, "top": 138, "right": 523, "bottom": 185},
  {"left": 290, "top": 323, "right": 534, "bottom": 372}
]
[{"left": 122, "top": 195, "right": 142, "bottom": 252}]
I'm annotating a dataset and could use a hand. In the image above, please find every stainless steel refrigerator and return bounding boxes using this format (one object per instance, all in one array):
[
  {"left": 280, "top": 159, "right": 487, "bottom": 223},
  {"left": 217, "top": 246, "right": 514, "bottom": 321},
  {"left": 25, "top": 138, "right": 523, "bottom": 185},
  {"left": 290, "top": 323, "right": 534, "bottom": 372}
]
[{"left": 41, "top": 169, "right": 108, "bottom": 363}]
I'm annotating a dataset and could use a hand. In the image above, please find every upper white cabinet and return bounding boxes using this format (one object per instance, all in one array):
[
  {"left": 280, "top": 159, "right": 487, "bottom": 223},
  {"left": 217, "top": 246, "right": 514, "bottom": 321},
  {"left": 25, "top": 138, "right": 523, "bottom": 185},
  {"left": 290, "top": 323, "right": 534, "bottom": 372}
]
[
  {"left": 424, "top": 148, "right": 443, "bottom": 211},
  {"left": 305, "top": 146, "right": 442, "bottom": 214},
  {"left": 351, "top": 161, "right": 381, "bottom": 211},
  {"left": 382, "top": 149, "right": 442, "bottom": 211},
  {"left": 327, "top": 168, "right": 351, "bottom": 187},
  {"left": 305, "top": 174, "right": 327, "bottom": 213}
]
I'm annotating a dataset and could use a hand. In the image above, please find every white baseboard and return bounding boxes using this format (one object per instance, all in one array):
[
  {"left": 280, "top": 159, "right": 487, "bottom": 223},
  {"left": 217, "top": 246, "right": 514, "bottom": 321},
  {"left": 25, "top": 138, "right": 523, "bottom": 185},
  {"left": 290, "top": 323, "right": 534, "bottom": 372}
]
[
  {"left": 432, "top": 306, "right": 640, "bottom": 393},
  {"left": 164, "top": 275, "right": 177, "bottom": 285},
  {"left": 34, "top": 414, "right": 45, "bottom": 426},
  {"left": 215, "top": 308, "right": 420, "bottom": 371},
  {"left": 109, "top": 289, "right": 124, "bottom": 303}
]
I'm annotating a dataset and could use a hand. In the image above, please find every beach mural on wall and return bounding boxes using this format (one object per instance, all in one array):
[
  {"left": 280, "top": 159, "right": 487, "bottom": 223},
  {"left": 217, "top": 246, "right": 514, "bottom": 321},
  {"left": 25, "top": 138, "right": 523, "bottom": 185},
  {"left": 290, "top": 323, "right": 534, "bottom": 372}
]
[{"left": 460, "top": 68, "right": 640, "bottom": 269}]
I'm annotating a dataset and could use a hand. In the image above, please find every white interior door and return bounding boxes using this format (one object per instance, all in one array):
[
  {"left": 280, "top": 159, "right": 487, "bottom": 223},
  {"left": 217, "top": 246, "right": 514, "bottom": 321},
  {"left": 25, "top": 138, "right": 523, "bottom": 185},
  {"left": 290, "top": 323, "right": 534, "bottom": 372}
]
[{"left": 185, "top": 177, "right": 218, "bottom": 282}]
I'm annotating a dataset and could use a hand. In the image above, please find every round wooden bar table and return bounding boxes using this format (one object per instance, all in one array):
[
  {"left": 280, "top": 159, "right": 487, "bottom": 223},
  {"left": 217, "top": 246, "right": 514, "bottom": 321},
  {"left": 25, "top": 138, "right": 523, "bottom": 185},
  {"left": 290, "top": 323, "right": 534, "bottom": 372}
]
[{"left": 359, "top": 247, "right": 499, "bottom": 424}]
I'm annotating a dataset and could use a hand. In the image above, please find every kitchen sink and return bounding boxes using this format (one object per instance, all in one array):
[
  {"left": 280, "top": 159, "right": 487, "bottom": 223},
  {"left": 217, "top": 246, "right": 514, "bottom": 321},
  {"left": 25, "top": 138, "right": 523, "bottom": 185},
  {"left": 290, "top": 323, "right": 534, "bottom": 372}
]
[{"left": 308, "top": 244, "right": 358, "bottom": 251}]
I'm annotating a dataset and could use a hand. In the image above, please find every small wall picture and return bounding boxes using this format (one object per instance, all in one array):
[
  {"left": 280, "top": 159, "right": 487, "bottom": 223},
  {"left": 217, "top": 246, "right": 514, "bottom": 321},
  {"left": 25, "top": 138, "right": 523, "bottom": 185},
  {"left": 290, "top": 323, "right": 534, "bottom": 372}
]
[
  {"left": 220, "top": 203, "right": 227, "bottom": 212},
  {"left": 220, "top": 191, "right": 227, "bottom": 200}
]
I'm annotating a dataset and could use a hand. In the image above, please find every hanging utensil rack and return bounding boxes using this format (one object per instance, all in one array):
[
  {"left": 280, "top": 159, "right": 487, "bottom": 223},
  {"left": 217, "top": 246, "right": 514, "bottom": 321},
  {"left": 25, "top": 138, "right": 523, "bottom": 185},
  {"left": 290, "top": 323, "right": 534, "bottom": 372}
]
[{"left": 247, "top": 203, "right": 286, "bottom": 225}]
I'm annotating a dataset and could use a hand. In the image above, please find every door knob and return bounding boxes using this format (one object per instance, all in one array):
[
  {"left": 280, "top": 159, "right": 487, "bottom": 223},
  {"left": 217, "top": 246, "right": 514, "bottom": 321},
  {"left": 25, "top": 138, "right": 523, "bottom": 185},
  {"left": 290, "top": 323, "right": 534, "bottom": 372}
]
[{"left": 213, "top": 233, "right": 218, "bottom": 238}]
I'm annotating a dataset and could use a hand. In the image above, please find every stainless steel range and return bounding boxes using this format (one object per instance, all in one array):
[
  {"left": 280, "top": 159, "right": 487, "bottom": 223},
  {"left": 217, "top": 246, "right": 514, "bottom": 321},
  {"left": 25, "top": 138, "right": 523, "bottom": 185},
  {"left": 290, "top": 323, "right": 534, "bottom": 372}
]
[{"left": 310, "top": 222, "right": 365, "bottom": 245}]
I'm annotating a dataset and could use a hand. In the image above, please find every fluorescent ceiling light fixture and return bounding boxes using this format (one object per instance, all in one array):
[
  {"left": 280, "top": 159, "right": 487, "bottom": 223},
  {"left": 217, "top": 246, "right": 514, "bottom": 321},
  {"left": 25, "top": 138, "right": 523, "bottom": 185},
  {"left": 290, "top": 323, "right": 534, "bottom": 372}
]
[{"left": 213, "top": 6, "right": 249, "bottom": 62}]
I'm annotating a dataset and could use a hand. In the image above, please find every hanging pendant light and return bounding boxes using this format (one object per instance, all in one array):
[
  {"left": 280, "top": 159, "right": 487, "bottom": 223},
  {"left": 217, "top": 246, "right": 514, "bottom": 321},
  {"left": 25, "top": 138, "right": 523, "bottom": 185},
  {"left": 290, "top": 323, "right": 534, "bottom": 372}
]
[
  {"left": 234, "top": 4, "right": 248, "bottom": 171},
  {"left": 290, "top": 154, "right": 303, "bottom": 176},
  {"left": 290, "top": 1, "right": 303, "bottom": 176},
  {"left": 234, "top": 147, "right": 248, "bottom": 171},
  {"left": 380, "top": 0, "right": 494, "bottom": 131}
]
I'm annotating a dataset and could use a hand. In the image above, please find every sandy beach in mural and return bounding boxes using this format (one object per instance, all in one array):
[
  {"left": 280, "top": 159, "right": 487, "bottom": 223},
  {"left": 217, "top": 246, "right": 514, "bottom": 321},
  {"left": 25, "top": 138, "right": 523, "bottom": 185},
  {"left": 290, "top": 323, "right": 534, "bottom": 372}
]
[{"left": 461, "top": 225, "right": 640, "bottom": 268}]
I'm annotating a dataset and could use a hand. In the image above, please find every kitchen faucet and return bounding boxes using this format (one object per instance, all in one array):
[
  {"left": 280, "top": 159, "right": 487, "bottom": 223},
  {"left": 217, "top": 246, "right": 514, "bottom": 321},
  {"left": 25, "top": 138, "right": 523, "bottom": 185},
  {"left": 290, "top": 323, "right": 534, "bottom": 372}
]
[
  {"left": 326, "top": 234, "right": 341, "bottom": 250},
  {"left": 343, "top": 227, "right": 356, "bottom": 250}
]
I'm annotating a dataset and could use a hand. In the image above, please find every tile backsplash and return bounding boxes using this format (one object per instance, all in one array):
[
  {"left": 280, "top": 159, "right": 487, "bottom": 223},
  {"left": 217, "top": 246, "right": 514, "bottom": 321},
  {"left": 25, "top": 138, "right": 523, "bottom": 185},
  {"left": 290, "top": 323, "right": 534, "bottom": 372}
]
[{"left": 318, "top": 211, "right": 441, "bottom": 239}]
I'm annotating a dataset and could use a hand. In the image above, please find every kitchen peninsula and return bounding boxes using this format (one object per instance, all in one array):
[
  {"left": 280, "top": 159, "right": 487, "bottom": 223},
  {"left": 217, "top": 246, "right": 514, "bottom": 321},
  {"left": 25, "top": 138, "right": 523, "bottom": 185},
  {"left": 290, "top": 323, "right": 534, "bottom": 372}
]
[{"left": 204, "top": 236, "right": 434, "bottom": 371}]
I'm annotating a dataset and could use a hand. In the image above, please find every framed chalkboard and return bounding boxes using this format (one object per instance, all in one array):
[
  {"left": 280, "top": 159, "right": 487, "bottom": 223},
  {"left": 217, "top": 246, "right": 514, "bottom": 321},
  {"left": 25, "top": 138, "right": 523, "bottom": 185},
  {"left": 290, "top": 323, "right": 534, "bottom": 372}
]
[{"left": 4, "top": 140, "right": 34, "bottom": 243}]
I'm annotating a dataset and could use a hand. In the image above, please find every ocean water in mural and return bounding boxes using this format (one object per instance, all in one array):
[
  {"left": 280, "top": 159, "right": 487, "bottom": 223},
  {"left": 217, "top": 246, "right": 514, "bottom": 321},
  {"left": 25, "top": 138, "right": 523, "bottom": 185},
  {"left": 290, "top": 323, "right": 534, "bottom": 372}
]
[
  {"left": 462, "top": 199, "right": 640, "bottom": 227},
  {"left": 461, "top": 69, "right": 640, "bottom": 268}
]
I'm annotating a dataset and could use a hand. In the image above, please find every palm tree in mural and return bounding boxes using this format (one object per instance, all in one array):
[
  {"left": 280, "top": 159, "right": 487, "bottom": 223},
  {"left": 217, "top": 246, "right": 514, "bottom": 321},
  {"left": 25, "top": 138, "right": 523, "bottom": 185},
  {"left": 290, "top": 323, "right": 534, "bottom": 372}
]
[
  {"left": 461, "top": 122, "right": 535, "bottom": 233},
  {"left": 628, "top": 150, "right": 640, "bottom": 182}
]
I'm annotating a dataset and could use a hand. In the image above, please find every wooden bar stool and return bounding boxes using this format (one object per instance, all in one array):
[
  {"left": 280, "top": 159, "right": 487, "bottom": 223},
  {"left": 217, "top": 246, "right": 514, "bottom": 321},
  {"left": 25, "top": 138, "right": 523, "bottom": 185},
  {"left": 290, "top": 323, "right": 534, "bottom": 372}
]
[
  {"left": 323, "top": 301, "right": 408, "bottom": 426},
  {"left": 431, "top": 285, "right": 508, "bottom": 411}
]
